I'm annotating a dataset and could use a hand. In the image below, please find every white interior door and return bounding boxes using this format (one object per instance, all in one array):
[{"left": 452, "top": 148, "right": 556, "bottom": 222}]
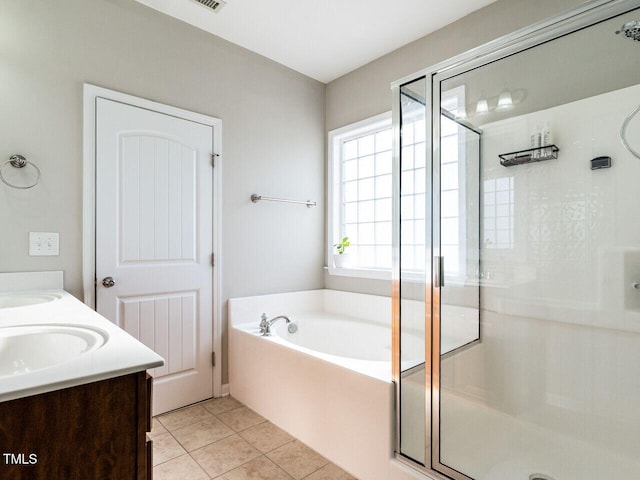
[{"left": 95, "top": 97, "right": 214, "bottom": 415}]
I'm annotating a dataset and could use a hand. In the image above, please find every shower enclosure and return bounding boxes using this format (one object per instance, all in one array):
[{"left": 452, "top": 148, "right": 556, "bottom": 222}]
[{"left": 392, "top": 1, "right": 640, "bottom": 479}]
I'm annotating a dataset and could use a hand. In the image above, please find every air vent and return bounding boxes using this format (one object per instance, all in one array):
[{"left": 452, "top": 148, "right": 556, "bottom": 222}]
[{"left": 193, "top": 0, "right": 227, "bottom": 13}]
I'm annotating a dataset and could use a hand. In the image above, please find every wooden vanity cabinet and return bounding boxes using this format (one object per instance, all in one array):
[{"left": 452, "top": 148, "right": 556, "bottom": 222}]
[{"left": 0, "top": 371, "right": 153, "bottom": 480}]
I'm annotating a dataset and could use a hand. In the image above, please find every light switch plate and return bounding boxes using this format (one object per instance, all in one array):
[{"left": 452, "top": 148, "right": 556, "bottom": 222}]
[{"left": 29, "top": 232, "right": 60, "bottom": 256}]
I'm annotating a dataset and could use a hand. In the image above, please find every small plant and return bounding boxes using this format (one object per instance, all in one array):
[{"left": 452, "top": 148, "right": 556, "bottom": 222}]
[{"left": 333, "top": 236, "right": 350, "bottom": 255}]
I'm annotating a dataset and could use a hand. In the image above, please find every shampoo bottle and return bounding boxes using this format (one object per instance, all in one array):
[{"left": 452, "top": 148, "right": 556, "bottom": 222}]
[
  {"left": 542, "top": 122, "right": 553, "bottom": 157},
  {"left": 532, "top": 124, "right": 542, "bottom": 159}
]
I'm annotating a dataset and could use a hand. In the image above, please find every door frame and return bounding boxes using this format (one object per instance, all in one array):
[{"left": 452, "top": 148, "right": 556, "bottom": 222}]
[{"left": 82, "top": 83, "right": 223, "bottom": 398}]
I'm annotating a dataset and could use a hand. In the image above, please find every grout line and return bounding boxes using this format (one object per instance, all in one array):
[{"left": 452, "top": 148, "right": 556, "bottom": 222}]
[
  {"left": 154, "top": 396, "right": 357, "bottom": 479},
  {"left": 150, "top": 432, "right": 187, "bottom": 468}
]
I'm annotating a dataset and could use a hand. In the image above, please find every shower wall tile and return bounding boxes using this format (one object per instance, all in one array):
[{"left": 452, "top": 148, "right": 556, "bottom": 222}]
[
  {"left": 480, "top": 83, "right": 640, "bottom": 313},
  {"left": 456, "top": 84, "right": 640, "bottom": 453}
]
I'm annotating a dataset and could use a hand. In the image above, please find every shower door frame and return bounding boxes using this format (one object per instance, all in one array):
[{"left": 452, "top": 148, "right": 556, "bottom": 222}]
[{"left": 390, "top": 0, "right": 640, "bottom": 479}]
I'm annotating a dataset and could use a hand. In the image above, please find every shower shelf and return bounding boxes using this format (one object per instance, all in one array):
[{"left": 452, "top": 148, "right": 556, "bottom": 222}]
[{"left": 499, "top": 145, "right": 559, "bottom": 167}]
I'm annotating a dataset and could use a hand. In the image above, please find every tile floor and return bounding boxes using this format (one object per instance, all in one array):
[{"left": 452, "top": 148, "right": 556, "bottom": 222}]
[{"left": 152, "top": 396, "right": 358, "bottom": 480}]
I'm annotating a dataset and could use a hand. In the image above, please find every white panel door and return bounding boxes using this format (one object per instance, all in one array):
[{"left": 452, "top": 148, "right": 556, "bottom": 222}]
[{"left": 96, "top": 97, "right": 214, "bottom": 415}]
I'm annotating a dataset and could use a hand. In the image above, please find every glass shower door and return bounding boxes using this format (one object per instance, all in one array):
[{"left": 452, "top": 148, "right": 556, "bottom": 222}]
[
  {"left": 432, "top": 6, "right": 640, "bottom": 480},
  {"left": 433, "top": 106, "right": 481, "bottom": 480},
  {"left": 396, "top": 76, "right": 429, "bottom": 466},
  {"left": 393, "top": 5, "right": 640, "bottom": 480}
]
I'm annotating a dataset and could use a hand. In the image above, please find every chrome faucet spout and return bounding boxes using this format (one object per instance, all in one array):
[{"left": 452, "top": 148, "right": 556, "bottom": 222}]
[
  {"left": 268, "top": 315, "right": 291, "bottom": 326},
  {"left": 259, "top": 313, "right": 290, "bottom": 336}
]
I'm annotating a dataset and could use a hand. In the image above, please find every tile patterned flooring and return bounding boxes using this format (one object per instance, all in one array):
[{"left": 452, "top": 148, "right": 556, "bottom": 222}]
[{"left": 152, "top": 396, "right": 358, "bottom": 480}]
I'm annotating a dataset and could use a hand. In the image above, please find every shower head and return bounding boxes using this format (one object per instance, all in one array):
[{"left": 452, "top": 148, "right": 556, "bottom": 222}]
[{"left": 616, "top": 21, "right": 640, "bottom": 41}]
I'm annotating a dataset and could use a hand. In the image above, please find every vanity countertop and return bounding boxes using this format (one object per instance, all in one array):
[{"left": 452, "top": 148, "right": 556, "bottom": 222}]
[{"left": 0, "top": 290, "right": 164, "bottom": 402}]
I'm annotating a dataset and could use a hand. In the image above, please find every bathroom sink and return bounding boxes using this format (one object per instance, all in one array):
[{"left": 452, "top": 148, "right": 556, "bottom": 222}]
[
  {"left": 0, "top": 325, "right": 107, "bottom": 377},
  {"left": 0, "top": 292, "right": 62, "bottom": 309}
]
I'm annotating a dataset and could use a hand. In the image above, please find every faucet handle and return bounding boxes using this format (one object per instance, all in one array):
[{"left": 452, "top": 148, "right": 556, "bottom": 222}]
[{"left": 259, "top": 313, "right": 270, "bottom": 336}]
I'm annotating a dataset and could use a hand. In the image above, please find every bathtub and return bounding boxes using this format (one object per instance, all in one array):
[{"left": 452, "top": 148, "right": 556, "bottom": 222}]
[
  {"left": 229, "top": 289, "right": 395, "bottom": 480},
  {"left": 265, "top": 312, "right": 396, "bottom": 380},
  {"left": 229, "top": 289, "right": 478, "bottom": 480}
]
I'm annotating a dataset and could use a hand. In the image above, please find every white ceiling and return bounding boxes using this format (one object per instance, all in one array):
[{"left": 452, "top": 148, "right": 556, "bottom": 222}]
[{"left": 135, "top": 0, "right": 497, "bottom": 83}]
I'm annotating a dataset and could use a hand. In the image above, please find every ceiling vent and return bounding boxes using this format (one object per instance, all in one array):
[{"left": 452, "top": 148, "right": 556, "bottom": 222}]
[{"left": 193, "top": 0, "right": 227, "bottom": 13}]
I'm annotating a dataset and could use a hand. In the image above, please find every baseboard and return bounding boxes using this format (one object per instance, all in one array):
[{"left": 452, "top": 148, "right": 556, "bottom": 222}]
[{"left": 221, "top": 383, "right": 230, "bottom": 397}]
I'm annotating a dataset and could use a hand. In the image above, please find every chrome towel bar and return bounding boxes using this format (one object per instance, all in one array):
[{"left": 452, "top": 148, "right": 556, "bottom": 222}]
[{"left": 251, "top": 194, "right": 316, "bottom": 208}]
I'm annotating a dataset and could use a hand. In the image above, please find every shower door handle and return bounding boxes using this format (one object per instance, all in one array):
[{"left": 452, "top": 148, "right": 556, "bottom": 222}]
[{"left": 435, "top": 256, "right": 445, "bottom": 288}]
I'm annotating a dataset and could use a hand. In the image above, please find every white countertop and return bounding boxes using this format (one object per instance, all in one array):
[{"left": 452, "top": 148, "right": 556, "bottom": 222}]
[{"left": 0, "top": 290, "right": 164, "bottom": 402}]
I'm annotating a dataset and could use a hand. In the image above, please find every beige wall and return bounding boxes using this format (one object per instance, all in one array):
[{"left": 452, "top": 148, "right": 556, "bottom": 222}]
[
  {"left": 0, "top": 0, "right": 326, "bottom": 384},
  {"left": 324, "top": 0, "right": 586, "bottom": 294}
]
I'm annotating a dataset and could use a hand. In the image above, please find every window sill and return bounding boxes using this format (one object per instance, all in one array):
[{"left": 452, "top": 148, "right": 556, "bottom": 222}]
[
  {"left": 325, "top": 265, "right": 489, "bottom": 288},
  {"left": 325, "top": 265, "right": 391, "bottom": 281}
]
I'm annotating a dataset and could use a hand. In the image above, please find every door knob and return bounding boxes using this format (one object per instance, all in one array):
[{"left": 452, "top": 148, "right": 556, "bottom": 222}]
[{"left": 102, "top": 276, "right": 116, "bottom": 288}]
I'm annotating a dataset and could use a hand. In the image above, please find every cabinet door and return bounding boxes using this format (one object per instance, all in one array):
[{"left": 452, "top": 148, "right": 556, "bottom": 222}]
[{"left": 0, "top": 373, "right": 145, "bottom": 480}]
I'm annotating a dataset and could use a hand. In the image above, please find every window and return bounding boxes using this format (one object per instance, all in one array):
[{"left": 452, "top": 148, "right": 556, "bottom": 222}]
[
  {"left": 328, "top": 86, "right": 467, "bottom": 280},
  {"left": 483, "top": 176, "right": 514, "bottom": 249},
  {"left": 439, "top": 86, "right": 475, "bottom": 281},
  {"left": 400, "top": 103, "right": 427, "bottom": 275},
  {"left": 328, "top": 113, "right": 393, "bottom": 278},
  {"left": 440, "top": 114, "right": 461, "bottom": 275}
]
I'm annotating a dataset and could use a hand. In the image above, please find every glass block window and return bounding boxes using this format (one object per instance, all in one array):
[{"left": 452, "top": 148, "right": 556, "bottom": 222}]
[
  {"left": 329, "top": 105, "right": 431, "bottom": 277},
  {"left": 438, "top": 86, "right": 471, "bottom": 278},
  {"left": 483, "top": 176, "right": 514, "bottom": 249},
  {"left": 329, "top": 109, "right": 430, "bottom": 276},
  {"left": 400, "top": 112, "right": 427, "bottom": 273},
  {"left": 329, "top": 113, "right": 394, "bottom": 274},
  {"left": 440, "top": 115, "right": 461, "bottom": 274},
  {"left": 340, "top": 122, "right": 393, "bottom": 269}
]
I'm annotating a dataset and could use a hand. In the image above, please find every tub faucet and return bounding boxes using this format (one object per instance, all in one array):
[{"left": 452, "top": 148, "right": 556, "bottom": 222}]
[{"left": 259, "top": 313, "right": 291, "bottom": 336}]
